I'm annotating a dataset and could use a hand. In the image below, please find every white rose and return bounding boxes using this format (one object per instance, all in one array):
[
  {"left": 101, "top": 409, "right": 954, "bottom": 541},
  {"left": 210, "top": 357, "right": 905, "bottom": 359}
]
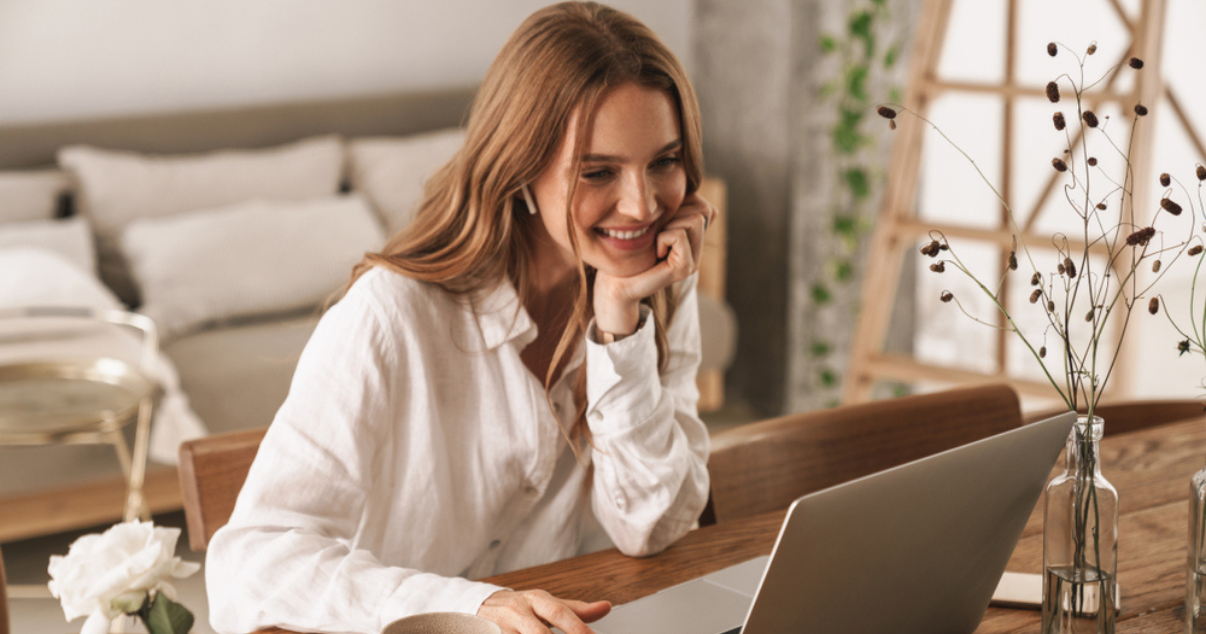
[{"left": 47, "top": 521, "right": 201, "bottom": 630}]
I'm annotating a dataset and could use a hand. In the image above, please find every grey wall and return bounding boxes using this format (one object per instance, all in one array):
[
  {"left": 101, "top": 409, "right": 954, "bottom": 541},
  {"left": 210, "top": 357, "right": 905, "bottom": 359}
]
[{"left": 694, "top": 0, "right": 917, "bottom": 416}]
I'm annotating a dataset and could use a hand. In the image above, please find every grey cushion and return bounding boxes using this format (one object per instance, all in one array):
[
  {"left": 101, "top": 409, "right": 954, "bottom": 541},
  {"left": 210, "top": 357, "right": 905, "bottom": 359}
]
[{"left": 164, "top": 312, "right": 319, "bottom": 435}]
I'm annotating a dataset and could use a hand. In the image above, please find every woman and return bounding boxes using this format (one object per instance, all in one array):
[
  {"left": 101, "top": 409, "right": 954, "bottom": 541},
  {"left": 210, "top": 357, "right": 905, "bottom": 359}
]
[{"left": 206, "top": 3, "right": 716, "bottom": 634}]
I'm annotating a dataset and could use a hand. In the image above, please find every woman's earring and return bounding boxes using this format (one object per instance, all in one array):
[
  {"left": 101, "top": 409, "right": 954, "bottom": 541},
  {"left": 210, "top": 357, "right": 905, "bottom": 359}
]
[{"left": 521, "top": 184, "right": 538, "bottom": 216}]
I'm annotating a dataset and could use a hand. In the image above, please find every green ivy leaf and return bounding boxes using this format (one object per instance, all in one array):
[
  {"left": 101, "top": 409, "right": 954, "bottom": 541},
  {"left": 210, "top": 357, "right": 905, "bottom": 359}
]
[
  {"left": 835, "top": 260, "right": 855, "bottom": 281},
  {"left": 820, "top": 369, "right": 837, "bottom": 386},
  {"left": 846, "top": 64, "right": 869, "bottom": 102},
  {"left": 811, "top": 342, "right": 831, "bottom": 357},
  {"left": 832, "top": 214, "right": 858, "bottom": 237},
  {"left": 833, "top": 108, "right": 865, "bottom": 154},
  {"left": 843, "top": 168, "right": 870, "bottom": 199},
  {"left": 142, "top": 593, "right": 195, "bottom": 634},
  {"left": 811, "top": 284, "right": 832, "bottom": 304},
  {"left": 848, "top": 11, "right": 875, "bottom": 57},
  {"left": 820, "top": 34, "right": 837, "bottom": 53},
  {"left": 884, "top": 45, "right": 899, "bottom": 68}
]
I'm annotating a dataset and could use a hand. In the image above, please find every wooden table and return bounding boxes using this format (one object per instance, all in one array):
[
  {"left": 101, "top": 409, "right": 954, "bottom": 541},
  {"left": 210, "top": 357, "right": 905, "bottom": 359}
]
[{"left": 257, "top": 416, "right": 1206, "bottom": 634}]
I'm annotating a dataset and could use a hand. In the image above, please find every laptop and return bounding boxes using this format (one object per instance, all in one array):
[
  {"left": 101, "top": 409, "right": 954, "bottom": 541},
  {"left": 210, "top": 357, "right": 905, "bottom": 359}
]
[{"left": 582, "top": 411, "right": 1077, "bottom": 634}]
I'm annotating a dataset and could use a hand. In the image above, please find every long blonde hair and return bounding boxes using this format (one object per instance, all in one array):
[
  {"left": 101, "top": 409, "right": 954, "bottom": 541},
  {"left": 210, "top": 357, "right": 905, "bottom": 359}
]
[{"left": 347, "top": 1, "right": 704, "bottom": 437}]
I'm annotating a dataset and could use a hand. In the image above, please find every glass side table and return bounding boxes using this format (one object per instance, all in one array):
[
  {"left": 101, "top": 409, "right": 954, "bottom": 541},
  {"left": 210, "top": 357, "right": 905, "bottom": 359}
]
[{"left": 0, "top": 306, "right": 160, "bottom": 524}]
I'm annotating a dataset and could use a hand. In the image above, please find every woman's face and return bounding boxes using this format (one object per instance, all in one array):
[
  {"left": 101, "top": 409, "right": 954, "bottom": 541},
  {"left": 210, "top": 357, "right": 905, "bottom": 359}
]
[{"left": 529, "top": 82, "right": 687, "bottom": 278}]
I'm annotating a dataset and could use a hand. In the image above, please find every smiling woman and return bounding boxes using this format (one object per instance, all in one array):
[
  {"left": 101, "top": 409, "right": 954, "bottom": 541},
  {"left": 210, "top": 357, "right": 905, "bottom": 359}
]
[{"left": 203, "top": 4, "right": 714, "bottom": 634}]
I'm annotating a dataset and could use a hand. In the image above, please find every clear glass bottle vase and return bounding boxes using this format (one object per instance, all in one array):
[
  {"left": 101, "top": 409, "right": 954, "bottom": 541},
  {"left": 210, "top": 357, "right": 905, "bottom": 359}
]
[
  {"left": 1186, "top": 463, "right": 1206, "bottom": 633},
  {"left": 1042, "top": 415, "right": 1118, "bottom": 634}
]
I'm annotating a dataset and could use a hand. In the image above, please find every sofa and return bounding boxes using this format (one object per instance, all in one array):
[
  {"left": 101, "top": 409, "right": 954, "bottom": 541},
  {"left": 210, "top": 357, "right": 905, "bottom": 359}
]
[{"left": 0, "top": 88, "right": 735, "bottom": 542}]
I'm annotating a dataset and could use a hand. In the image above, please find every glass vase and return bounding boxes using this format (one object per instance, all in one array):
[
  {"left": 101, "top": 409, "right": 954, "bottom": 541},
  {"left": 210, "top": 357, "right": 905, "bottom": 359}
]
[
  {"left": 1042, "top": 415, "right": 1118, "bottom": 634},
  {"left": 1186, "top": 463, "right": 1206, "bottom": 633}
]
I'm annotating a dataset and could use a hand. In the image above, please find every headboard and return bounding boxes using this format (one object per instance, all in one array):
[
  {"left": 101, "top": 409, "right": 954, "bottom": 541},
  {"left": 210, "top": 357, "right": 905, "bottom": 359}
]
[{"left": 0, "top": 86, "right": 477, "bottom": 170}]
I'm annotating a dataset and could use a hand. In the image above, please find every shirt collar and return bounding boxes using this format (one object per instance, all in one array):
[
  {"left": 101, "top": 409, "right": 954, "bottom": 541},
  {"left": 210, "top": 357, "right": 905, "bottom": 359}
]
[{"left": 471, "top": 278, "right": 538, "bottom": 350}]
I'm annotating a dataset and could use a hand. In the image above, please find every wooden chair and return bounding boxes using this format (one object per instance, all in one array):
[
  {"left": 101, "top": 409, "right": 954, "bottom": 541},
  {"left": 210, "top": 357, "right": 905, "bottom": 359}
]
[
  {"left": 177, "top": 427, "right": 267, "bottom": 551},
  {"left": 1, "top": 545, "right": 9, "bottom": 634},
  {"left": 1024, "top": 400, "right": 1204, "bottom": 436},
  {"left": 701, "top": 383, "right": 1023, "bottom": 526}
]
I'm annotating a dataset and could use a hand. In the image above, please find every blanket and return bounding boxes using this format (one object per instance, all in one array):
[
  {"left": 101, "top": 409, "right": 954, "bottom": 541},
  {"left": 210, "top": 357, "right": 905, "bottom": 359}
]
[{"left": 0, "top": 247, "right": 207, "bottom": 464}]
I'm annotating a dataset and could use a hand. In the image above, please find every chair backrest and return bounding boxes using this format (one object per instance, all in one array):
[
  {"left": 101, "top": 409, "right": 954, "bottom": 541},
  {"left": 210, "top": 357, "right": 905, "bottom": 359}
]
[
  {"left": 0, "top": 544, "right": 9, "bottom": 634},
  {"left": 177, "top": 428, "right": 268, "bottom": 551},
  {"left": 703, "top": 383, "right": 1022, "bottom": 525},
  {"left": 1024, "top": 399, "right": 1204, "bottom": 436}
]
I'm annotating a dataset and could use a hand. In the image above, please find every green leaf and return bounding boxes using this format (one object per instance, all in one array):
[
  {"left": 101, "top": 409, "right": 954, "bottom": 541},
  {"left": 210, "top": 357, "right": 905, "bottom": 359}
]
[
  {"left": 810, "top": 342, "right": 831, "bottom": 357},
  {"left": 819, "top": 34, "right": 837, "bottom": 53},
  {"left": 846, "top": 64, "right": 869, "bottom": 102},
  {"left": 820, "top": 369, "right": 837, "bottom": 386},
  {"left": 884, "top": 45, "right": 899, "bottom": 68},
  {"left": 811, "top": 284, "right": 832, "bottom": 304},
  {"left": 848, "top": 11, "right": 875, "bottom": 57},
  {"left": 835, "top": 260, "right": 855, "bottom": 281},
  {"left": 833, "top": 108, "right": 865, "bottom": 154},
  {"left": 832, "top": 214, "right": 858, "bottom": 237},
  {"left": 142, "top": 593, "right": 195, "bottom": 634},
  {"left": 843, "top": 168, "right": 870, "bottom": 199},
  {"left": 888, "top": 86, "right": 902, "bottom": 104}
]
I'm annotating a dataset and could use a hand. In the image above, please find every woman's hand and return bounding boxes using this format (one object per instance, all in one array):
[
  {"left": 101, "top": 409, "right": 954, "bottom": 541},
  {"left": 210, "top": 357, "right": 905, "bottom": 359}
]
[
  {"left": 478, "top": 589, "right": 611, "bottom": 634},
  {"left": 593, "top": 192, "right": 718, "bottom": 336}
]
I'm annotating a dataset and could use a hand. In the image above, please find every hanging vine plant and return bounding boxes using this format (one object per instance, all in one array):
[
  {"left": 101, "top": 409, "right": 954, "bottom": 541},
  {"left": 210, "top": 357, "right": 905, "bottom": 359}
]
[{"left": 811, "top": 0, "right": 902, "bottom": 403}]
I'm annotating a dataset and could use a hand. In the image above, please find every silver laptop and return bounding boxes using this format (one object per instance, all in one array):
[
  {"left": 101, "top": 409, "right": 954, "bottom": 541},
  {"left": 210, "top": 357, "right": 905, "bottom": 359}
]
[{"left": 585, "top": 411, "right": 1076, "bottom": 634}]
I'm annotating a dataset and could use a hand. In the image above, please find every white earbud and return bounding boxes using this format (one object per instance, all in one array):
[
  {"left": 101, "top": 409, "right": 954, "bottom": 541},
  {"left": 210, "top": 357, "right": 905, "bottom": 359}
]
[{"left": 521, "top": 184, "right": 538, "bottom": 216}]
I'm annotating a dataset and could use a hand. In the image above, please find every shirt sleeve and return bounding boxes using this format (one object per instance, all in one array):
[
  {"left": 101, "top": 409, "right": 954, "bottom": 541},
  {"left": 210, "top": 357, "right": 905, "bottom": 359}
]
[
  {"left": 205, "top": 289, "right": 502, "bottom": 634},
  {"left": 583, "top": 273, "right": 711, "bottom": 556}
]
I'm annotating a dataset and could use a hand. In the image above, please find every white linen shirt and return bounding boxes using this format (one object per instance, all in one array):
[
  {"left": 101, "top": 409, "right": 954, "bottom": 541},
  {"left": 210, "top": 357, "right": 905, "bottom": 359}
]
[{"left": 205, "top": 266, "right": 711, "bottom": 634}]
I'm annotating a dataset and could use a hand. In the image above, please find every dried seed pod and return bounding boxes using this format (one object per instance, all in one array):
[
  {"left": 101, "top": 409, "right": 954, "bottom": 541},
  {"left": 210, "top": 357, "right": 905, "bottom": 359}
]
[
  {"left": 877, "top": 106, "right": 897, "bottom": 119},
  {"left": 1064, "top": 257, "right": 1077, "bottom": 278},
  {"left": 1052, "top": 158, "right": 1068, "bottom": 172},
  {"left": 1053, "top": 112, "right": 1066, "bottom": 130},
  {"left": 930, "top": 261, "right": 946, "bottom": 273},
  {"left": 889, "top": 119, "right": 897, "bottom": 130},
  {"left": 1135, "top": 103, "right": 1149, "bottom": 116},
  {"left": 1088, "top": 157, "right": 1098, "bottom": 166},
  {"left": 1160, "top": 173, "right": 1172, "bottom": 187},
  {"left": 1191, "top": 245, "right": 1205, "bottom": 257},
  {"left": 1152, "top": 260, "right": 1162, "bottom": 273},
  {"left": 1083, "top": 111, "right": 1099, "bottom": 128},
  {"left": 920, "top": 240, "right": 941, "bottom": 257},
  {"left": 1031, "top": 272, "right": 1041, "bottom": 286},
  {"left": 1085, "top": 308, "right": 1095, "bottom": 322},
  {"left": 1162, "top": 198, "right": 1184, "bottom": 216},
  {"left": 1046, "top": 81, "right": 1060, "bottom": 103},
  {"left": 1008, "top": 252, "right": 1018, "bottom": 270},
  {"left": 1149, "top": 297, "right": 1160, "bottom": 314},
  {"left": 1181, "top": 339, "right": 1192, "bottom": 355},
  {"left": 1047, "top": 300, "right": 1056, "bottom": 312},
  {"left": 940, "top": 291, "right": 954, "bottom": 303},
  {"left": 1130, "top": 57, "right": 1145, "bottom": 69},
  {"left": 1197, "top": 165, "right": 1206, "bottom": 181},
  {"left": 1086, "top": 43, "right": 1097, "bottom": 55},
  {"left": 1125, "top": 226, "right": 1156, "bottom": 246},
  {"left": 1030, "top": 289, "right": 1043, "bottom": 304},
  {"left": 1096, "top": 202, "right": 1107, "bottom": 210},
  {"left": 1047, "top": 42, "right": 1058, "bottom": 57},
  {"left": 1057, "top": 262, "right": 1065, "bottom": 275},
  {"left": 1039, "top": 346, "right": 1048, "bottom": 358}
]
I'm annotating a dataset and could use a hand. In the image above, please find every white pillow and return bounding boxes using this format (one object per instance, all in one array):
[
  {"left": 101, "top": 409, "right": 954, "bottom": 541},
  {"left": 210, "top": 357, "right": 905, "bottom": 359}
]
[
  {"left": 347, "top": 128, "right": 465, "bottom": 234},
  {"left": 0, "top": 169, "right": 71, "bottom": 224},
  {"left": 0, "top": 217, "right": 96, "bottom": 275},
  {"left": 121, "top": 194, "right": 384, "bottom": 338},
  {"left": 58, "top": 136, "right": 346, "bottom": 305}
]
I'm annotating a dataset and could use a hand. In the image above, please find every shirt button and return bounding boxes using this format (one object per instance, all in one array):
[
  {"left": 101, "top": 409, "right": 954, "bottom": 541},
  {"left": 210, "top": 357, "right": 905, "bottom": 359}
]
[
  {"left": 489, "top": 539, "right": 501, "bottom": 550},
  {"left": 589, "top": 411, "right": 603, "bottom": 424}
]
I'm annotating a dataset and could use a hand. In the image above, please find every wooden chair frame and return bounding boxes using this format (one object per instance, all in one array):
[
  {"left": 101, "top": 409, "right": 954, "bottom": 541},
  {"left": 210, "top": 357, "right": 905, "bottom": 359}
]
[{"left": 177, "top": 427, "right": 267, "bottom": 551}]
